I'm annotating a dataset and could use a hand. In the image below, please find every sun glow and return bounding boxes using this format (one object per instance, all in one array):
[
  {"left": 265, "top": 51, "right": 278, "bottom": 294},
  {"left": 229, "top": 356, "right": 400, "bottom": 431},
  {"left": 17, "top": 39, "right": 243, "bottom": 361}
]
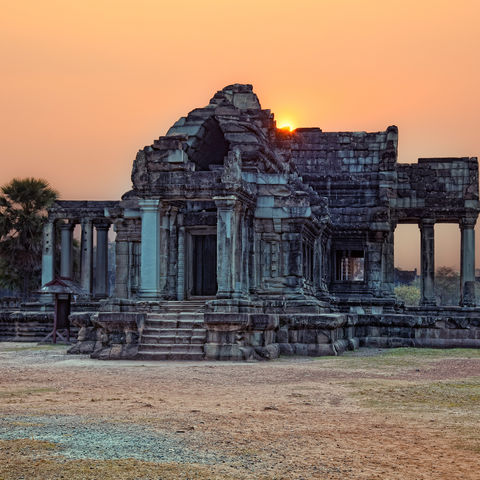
[{"left": 277, "top": 121, "right": 295, "bottom": 132}]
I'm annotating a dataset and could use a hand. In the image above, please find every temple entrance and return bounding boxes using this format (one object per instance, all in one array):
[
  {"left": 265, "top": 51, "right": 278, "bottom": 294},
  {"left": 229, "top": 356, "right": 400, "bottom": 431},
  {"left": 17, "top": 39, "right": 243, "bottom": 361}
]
[{"left": 192, "top": 234, "right": 217, "bottom": 296}]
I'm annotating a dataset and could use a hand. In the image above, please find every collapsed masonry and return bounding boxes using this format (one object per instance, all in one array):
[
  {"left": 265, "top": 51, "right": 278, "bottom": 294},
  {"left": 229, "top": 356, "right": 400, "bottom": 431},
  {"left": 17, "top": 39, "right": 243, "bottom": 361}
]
[{"left": 40, "top": 84, "right": 480, "bottom": 360}]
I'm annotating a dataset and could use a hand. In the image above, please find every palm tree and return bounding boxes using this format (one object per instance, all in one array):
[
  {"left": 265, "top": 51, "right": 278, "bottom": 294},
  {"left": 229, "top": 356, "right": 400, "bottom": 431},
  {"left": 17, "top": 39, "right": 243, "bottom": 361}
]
[{"left": 0, "top": 178, "right": 58, "bottom": 299}]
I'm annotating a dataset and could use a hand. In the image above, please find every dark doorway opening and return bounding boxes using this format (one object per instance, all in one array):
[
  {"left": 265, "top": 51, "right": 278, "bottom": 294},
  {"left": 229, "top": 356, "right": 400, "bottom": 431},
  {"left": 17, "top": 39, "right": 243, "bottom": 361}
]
[{"left": 192, "top": 235, "right": 217, "bottom": 296}]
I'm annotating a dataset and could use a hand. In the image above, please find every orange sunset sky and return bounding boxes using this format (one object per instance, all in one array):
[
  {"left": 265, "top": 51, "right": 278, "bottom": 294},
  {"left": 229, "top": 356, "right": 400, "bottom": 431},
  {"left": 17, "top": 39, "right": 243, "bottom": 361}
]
[{"left": 1, "top": 0, "right": 480, "bottom": 270}]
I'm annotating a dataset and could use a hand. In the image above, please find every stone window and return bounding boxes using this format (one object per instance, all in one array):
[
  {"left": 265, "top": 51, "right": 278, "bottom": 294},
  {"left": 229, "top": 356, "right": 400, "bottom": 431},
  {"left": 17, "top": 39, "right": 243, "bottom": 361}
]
[
  {"left": 303, "top": 240, "right": 314, "bottom": 282},
  {"left": 335, "top": 250, "right": 364, "bottom": 281}
]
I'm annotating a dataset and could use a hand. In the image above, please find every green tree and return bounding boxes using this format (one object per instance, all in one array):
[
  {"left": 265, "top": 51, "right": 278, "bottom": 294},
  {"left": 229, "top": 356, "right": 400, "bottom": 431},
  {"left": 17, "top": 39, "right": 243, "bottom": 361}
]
[
  {"left": 0, "top": 178, "right": 58, "bottom": 299},
  {"left": 395, "top": 284, "right": 420, "bottom": 305},
  {"left": 435, "top": 266, "right": 459, "bottom": 306}
]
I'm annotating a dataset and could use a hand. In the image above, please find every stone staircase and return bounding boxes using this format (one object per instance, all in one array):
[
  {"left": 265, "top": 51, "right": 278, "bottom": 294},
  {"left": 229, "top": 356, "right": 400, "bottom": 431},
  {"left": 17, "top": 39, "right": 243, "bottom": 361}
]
[{"left": 137, "top": 300, "right": 208, "bottom": 360}]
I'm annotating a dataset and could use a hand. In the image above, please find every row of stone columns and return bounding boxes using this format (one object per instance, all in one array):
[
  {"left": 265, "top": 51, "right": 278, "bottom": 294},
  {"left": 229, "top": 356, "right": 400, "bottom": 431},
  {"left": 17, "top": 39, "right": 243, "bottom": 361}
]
[
  {"left": 419, "top": 218, "right": 476, "bottom": 307},
  {"left": 41, "top": 219, "right": 111, "bottom": 298}
]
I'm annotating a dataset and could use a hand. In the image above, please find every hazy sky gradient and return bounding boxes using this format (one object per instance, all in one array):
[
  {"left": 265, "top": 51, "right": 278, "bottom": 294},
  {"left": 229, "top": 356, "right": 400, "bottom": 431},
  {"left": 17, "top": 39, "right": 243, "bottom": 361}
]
[{"left": 1, "top": 1, "right": 479, "bottom": 269}]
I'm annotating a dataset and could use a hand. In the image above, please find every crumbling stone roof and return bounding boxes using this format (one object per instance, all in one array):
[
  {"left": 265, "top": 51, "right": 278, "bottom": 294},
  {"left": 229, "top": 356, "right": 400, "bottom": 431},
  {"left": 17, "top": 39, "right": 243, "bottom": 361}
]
[
  {"left": 131, "top": 84, "right": 295, "bottom": 195},
  {"left": 49, "top": 201, "right": 119, "bottom": 222},
  {"left": 276, "top": 126, "right": 398, "bottom": 229},
  {"left": 129, "top": 84, "right": 479, "bottom": 228}
]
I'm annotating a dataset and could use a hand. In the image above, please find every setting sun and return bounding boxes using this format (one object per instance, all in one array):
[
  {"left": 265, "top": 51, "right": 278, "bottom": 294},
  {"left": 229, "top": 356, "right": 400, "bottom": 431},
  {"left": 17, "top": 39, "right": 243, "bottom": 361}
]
[{"left": 277, "top": 121, "right": 295, "bottom": 132}]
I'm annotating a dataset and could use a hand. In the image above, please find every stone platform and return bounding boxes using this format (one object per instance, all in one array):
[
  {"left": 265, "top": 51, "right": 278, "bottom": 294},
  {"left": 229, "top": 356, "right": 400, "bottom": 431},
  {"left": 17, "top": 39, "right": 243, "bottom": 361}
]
[{"left": 63, "top": 301, "right": 480, "bottom": 361}]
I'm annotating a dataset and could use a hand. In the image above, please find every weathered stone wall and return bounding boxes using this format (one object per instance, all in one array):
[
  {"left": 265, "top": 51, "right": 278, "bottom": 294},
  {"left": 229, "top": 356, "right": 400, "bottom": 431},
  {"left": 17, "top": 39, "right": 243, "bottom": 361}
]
[
  {"left": 204, "top": 313, "right": 280, "bottom": 361},
  {"left": 0, "top": 311, "right": 78, "bottom": 342},
  {"left": 276, "top": 313, "right": 354, "bottom": 356},
  {"left": 113, "top": 218, "right": 141, "bottom": 299},
  {"left": 357, "top": 307, "right": 480, "bottom": 349},
  {"left": 283, "top": 127, "right": 396, "bottom": 229},
  {"left": 394, "top": 157, "right": 479, "bottom": 222},
  {"left": 65, "top": 305, "right": 480, "bottom": 361},
  {"left": 68, "top": 312, "right": 145, "bottom": 359}
]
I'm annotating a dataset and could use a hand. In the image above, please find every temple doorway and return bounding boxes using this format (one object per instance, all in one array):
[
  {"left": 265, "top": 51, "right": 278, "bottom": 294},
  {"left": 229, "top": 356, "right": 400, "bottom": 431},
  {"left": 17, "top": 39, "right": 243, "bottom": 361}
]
[{"left": 191, "top": 234, "right": 217, "bottom": 296}]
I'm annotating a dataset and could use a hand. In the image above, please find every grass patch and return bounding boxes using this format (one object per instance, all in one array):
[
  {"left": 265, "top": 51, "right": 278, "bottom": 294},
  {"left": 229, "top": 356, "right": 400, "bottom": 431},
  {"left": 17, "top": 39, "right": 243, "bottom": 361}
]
[
  {"left": 353, "top": 379, "right": 480, "bottom": 410},
  {"left": 0, "top": 387, "right": 56, "bottom": 398},
  {"left": 312, "top": 348, "right": 480, "bottom": 372},
  {"left": 0, "top": 344, "right": 67, "bottom": 353},
  {"left": 364, "top": 348, "right": 480, "bottom": 358},
  {"left": 6, "top": 420, "right": 45, "bottom": 427},
  {"left": 349, "top": 377, "right": 480, "bottom": 454},
  {"left": 0, "top": 451, "right": 242, "bottom": 480},
  {"left": 0, "top": 438, "right": 58, "bottom": 454}
]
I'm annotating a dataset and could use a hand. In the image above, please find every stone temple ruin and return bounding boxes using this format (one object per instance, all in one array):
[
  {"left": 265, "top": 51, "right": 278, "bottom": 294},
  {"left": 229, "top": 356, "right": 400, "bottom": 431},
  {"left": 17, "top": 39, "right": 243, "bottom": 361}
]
[{"left": 35, "top": 84, "right": 480, "bottom": 360}]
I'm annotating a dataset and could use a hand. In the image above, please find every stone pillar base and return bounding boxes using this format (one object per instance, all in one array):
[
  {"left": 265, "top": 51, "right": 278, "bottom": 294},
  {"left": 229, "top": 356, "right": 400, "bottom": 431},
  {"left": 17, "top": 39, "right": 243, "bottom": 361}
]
[
  {"left": 138, "top": 289, "right": 163, "bottom": 299},
  {"left": 461, "top": 281, "right": 476, "bottom": 307}
]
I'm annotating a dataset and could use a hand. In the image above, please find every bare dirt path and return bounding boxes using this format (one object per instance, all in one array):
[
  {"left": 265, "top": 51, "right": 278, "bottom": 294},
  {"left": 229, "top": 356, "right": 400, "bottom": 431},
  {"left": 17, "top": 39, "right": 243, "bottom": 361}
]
[{"left": 1, "top": 343, "right": 479, "bottom": 479}]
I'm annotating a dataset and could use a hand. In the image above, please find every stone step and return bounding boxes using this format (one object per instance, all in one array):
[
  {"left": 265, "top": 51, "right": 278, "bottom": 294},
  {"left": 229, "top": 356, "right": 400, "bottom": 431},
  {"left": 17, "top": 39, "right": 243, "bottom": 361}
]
[
  {"left": 144, "top": 319, "right": 205, "bottom": 329},
  {"left": 162, "top": 308, "right": 204, "bottom": 313},
  {"left": 160, "top": 302, "right": 206, "bottom": 313},
  {"left": 141, "top": 333, "right": 207, "bottom": 345},
  {"left": 138, "top": 343, "right": 204, "bottom": 354},
  {"left": 146, "top": 312, "right": 205, "bottom": 318},
  {"left": 144, "top": 319, "right": 205, "bottom": 326},
  {"left": 146, "top": 312, "right": 205, "bottom": 320},
  {"left": 136, "top": 351, "right": 205, "bottom": 361},
  {"left": 144, "top": 320, "right": 205, "bottom": 329},
  {"left": 139, "top": 310, "right": 207, "bottom": 361},
  {"left": 142, "top": 327, "right": 207, "bottom": 336}
]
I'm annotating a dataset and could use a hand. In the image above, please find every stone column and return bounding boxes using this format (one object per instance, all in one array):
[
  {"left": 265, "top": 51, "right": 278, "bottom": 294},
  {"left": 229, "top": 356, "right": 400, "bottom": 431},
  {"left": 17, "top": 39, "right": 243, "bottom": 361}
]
[
  {"left": 41, "top": 220, "right": 56, "bottom": 285},
  {"left": 381, "top": 229, "right": 395, "bottom": 297},
  {"left": 138, "top": 199, "right": 161, "bottom": 298},
  {"left": 80, "top": 219, "right": 93, "bottom": 295},
  {"left": 41, "top": 220, "right": 56, "bottom": 303},
  {"left": 164, "top": 206, "right": 178, "bottom": 298},
  {"left": 460, "top": 217, "right": 477, "bottom": 306},
  {"left": 233, "top": 204, "right": 246, "bottom": 298},
  {"left": 214, "top": 195, "right": 238, "bottom": 298},
  {"left": 420, "top": 219, "right": 436, "bottom": 306},
  {"left": 313, "top": 236, "right": 322, "bottom": 292},
  {"left": 94, "top": 223, "right": 109, "bottom": 298},
  {"left": 113, "top": 220, "right": 129, "bottom": 299},
  {"left": 241, "top": 209, "right": 250, "bottom": 296},
  {"left": 60, "top": 222, "right": 75, "bottom": 278},
  {"left": 158, "top": 205, "right": 171, "bottom": 296},
  {"left": 177, "top": 214, "right": 185, "bottom": 301}
]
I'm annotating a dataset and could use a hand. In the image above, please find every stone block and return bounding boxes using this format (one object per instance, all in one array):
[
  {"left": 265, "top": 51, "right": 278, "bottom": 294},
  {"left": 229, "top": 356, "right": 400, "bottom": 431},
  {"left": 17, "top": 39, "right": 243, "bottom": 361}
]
[
  {"left": 276, "top": 327, "right": 289, "bottom": 343},
  {"left": 257, "top": 196, "right": 275, "bottom": 207},
  {"left": 279, "top": 343, "right": 295, "bottom": 355}
]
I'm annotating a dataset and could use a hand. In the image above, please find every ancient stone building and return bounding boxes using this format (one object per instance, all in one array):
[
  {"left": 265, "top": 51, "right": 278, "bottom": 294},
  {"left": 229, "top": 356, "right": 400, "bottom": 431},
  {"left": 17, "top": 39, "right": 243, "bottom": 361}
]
[{"left": 41, "top": 84, "right": 480, "bottom": 360}]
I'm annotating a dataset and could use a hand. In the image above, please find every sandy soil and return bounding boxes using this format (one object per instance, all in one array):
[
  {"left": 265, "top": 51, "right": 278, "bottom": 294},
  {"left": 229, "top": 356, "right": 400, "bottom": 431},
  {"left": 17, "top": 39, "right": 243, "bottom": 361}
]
[{"left": 0, "top": 343, "right": 479, "bottom": 480}]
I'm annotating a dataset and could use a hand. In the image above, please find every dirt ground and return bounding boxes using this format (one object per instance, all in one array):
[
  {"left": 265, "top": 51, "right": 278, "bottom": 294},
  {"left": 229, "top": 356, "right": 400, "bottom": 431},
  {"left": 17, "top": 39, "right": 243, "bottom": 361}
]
[{"left": 0, "top": 343, "right": 479, "bottom": 480}]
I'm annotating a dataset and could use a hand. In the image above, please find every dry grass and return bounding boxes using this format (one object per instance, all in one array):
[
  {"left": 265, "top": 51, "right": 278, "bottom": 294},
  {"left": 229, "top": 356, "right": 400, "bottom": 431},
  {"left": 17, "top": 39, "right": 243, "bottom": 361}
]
[
  {"left": 0, "top": 344, "right": 65, "bottom": 353},
  {"left": 0, "top": 388, "right": 56, "bottom": 399},
  {"left": 1, "top": 345, "right": 480, "bottom": 479},
  {"left": 314, "top": 347, "right": 480, "bottom": 372},
  {"left": 0, "top": 438, "right": 238, "bottom": 480}
]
